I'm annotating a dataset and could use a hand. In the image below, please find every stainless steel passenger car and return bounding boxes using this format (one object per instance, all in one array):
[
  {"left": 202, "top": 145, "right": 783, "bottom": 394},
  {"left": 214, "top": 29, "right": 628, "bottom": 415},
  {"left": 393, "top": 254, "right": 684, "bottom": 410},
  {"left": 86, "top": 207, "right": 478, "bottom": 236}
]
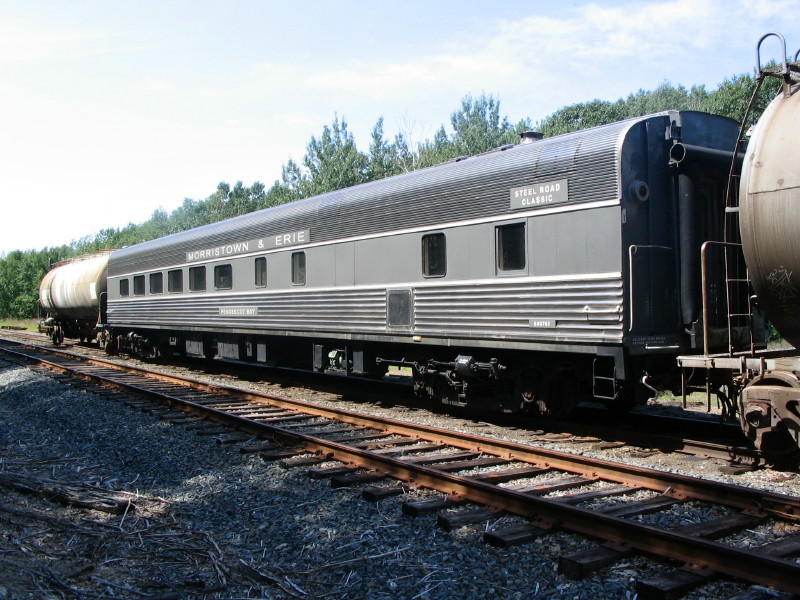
[{"left": 105, "top": 111, "right": 744, "bottom": 415}]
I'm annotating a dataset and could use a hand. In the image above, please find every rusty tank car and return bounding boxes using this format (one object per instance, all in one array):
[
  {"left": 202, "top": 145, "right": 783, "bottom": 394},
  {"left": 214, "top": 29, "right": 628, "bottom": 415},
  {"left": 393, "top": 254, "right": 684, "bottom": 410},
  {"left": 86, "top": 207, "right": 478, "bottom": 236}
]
[
  {"left": 735, "top": 35, "right": 800, "bottom": 455},
  {"left": 739, "top": 66, "right": 800, "bottom": 348},
  {"left": 679, "top": 32, "right": 800, "bottom": 456},
  {"left": 39, "top": 250, "right": 112, "bottom": 345}
]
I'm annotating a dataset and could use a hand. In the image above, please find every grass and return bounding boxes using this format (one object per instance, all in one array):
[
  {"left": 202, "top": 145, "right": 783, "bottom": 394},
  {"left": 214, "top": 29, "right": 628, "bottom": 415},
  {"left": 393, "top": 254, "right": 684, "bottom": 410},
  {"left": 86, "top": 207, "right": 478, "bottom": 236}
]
[{"left": 0, "top": 318, "right": 39, "bottom": 331}]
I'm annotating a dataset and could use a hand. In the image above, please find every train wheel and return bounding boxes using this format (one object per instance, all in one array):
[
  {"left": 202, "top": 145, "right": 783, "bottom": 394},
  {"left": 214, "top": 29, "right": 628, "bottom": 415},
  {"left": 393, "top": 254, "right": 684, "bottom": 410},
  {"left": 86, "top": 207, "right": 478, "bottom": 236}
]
[
  {"left": 154, "top": 340, "right": 172, "bottom": 362},
  {"left": 52, "top": 326, "right": 64, "bottom": 347},
  {"left": 518, "top": 369, "right": 541, "bottom": 412},
  {"left": 105, "top": 335, "right": 119, "bottom": 356},
  {"left": 740, "top": 373, "right": 800, "bottom": 457},
  {"left": 360, "top": 363, "right": 389, "bottom": 380},
  {"left": 522, "top": 368, "right": 578, "bottom": 420},
  {"left": 542, "top": 369, "right": 579, "bottom": 420}
]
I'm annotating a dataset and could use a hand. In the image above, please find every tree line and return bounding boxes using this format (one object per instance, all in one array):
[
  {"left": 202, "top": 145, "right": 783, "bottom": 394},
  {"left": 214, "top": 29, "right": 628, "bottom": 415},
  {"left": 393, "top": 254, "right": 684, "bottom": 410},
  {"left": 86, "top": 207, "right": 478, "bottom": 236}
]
[{"left": 0, "top": 69, "right": 779, "bottom": 320}]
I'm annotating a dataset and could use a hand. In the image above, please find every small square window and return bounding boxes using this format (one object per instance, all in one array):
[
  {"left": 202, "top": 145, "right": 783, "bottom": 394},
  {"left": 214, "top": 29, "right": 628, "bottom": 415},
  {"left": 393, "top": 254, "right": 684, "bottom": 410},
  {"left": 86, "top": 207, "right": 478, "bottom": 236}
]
[
  {"left": 422, "top": 233, "right": 446, "bottom": 277},
  {"left": 133, "top": 275, "right": 145, "bottom": 296},
  {"left": 168, "top": 269, "right": 183, "bottom": 293},
  {"left": 497, "top": 223, "right": 526, "bottom": 271},
  {"left": 255, "top": 257, "right": 267, "bottom": 287},
  {"left": 215, "top": 264, "right": 232, "bottom": 290},
  {"left": 292, "top": 252, "right": 306, "bottom": 285},
  {"left": 189, "top": 266, "right": 206, "bottom": 292},
  {"left": 149, "top": 272, "right": 163, "bottom": 294},
  {"left": 119, "top": 279, "right": 129, "bottom": 297}
]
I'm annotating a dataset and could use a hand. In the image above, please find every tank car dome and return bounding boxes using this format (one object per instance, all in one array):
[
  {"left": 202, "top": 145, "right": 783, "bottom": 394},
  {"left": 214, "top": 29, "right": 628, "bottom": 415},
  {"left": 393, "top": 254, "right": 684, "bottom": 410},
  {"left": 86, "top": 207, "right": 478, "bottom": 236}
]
[{"left": 739, "top": 81, "right": 800, "bottom": 348}]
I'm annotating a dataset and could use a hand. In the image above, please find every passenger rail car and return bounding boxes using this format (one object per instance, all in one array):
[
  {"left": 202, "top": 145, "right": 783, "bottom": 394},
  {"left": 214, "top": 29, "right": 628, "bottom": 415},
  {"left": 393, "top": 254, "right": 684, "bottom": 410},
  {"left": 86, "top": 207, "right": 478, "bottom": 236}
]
[{"left": 103, "top": 110, "right": 744, "bottom": 416}]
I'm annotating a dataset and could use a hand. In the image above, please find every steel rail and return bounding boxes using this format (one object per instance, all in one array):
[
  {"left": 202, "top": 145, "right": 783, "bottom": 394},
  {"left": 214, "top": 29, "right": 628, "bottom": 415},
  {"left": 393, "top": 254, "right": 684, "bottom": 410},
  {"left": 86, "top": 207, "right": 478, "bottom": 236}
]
[
  {"left": 562, "top": 422, "right": 761, "bottom": 465},
  {"left": 0, "top": 332, "right": 771, "bottom": 463},
  {"left": 2, "top": 341, "right": 798, "bottom": 517},
  {"left": 3, "top": 341, "right": 800, "bottom": 593}
]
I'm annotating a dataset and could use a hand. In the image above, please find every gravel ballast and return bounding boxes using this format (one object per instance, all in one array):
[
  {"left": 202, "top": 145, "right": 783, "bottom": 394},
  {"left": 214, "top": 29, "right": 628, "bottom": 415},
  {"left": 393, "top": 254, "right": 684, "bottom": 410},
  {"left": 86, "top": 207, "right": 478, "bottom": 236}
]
[{"left": 1, "top": 357, "right": 798, "bottom": 599}]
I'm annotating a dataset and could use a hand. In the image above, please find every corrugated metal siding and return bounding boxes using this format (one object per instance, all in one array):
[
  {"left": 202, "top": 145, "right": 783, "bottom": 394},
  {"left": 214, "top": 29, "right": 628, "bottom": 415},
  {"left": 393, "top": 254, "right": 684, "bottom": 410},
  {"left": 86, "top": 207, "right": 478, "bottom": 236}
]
[
  {"left": 108, "top": 115, "right": 649, "bottom": 276},
  {"left": 108, "top": 275, "right": 623, "bottom": 345},
  {"left": 108, "top": 289, "right": 387, "bottom": 333},
  {"left": 414, "top": 276, "right": 624, "bottom": 342}
]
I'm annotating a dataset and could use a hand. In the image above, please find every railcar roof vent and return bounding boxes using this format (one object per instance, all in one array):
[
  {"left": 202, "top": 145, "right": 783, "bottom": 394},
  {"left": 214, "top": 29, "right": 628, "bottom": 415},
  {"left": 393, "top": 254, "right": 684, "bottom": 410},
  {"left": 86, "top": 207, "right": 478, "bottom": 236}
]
[{"left": 519, "top": 131, "right": 544, "bottom": 144}]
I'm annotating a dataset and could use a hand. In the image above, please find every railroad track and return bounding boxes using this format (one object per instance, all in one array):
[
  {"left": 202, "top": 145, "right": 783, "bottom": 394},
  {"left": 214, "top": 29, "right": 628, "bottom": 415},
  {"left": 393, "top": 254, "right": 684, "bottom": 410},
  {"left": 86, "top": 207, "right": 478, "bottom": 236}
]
[
  {"left": 2, "top": 338, "right": 800, "bottom": 597},
  {"left": 553, "top": 409, "right": 761, "bottom": 469},
  {"left": 0, "top": 330, "right": 767, "bottom": 468}
]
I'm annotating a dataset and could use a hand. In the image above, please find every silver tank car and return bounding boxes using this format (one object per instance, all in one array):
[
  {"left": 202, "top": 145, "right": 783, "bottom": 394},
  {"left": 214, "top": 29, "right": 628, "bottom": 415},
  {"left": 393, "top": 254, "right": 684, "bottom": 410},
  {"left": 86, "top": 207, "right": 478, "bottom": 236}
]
[
  {"left": 39, "top": 250, "right": 112, "bottom": 342},
  {"left": 739, "top": 78, "right": 800, "bottom": 348}
]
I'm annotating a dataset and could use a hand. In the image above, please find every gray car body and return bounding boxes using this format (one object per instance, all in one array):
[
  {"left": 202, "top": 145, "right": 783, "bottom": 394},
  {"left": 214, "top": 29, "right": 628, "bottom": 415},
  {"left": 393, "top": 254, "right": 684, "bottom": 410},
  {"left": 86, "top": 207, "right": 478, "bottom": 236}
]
[{"left": 106, "top": 111, "right": 740, "bottom": 363}]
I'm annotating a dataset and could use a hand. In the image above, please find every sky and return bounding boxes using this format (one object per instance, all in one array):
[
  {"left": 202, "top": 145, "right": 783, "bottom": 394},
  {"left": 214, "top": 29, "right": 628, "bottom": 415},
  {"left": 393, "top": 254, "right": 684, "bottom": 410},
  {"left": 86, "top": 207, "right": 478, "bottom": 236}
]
[{"left": 1, "top": 0, "right": 799, "bottom": 254}]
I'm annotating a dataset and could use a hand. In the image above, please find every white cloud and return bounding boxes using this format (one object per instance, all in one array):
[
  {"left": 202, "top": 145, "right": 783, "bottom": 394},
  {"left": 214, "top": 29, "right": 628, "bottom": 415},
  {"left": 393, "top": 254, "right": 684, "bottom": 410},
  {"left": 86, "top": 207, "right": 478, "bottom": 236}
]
[{"left": 238, "top": 0, "right": 800, "bottom": 121}]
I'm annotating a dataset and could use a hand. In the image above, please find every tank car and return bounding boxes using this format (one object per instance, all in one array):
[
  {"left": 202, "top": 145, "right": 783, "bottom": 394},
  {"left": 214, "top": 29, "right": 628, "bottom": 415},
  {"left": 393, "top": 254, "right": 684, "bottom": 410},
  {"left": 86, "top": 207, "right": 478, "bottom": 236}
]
[
  {"left": 39, "top": 250, "right": 112, "bottom": 345},
  {"left": 102, "top": 108, "right": 743, "bottom": 418},
  {"left": 678, "top": 32, "right": 800, "bottom": 455},
  {"left": 732, "top": 35, "right": 800, "bottom": 454}
]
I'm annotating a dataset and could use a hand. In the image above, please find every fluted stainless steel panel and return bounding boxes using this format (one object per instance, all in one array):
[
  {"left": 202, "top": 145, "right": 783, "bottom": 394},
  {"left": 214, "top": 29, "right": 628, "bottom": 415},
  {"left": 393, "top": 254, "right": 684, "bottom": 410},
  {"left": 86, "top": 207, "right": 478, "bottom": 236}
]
[
  {"left": 413, "top": 276, "right": 623, "bottom": 342},
  {"left": 108, "top": 289, "right": 387, "bottom": 333},
  {"left": 108, "top": 274, "right": 623, "bottom": 345}
]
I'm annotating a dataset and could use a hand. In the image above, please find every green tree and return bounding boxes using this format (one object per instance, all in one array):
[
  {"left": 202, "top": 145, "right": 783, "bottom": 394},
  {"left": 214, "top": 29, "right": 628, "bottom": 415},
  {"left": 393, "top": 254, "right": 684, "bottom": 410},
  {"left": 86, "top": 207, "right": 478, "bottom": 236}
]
[
  {"left": 417, "top": 93, "right": 530, "bottom": 167},
  {"left": 538, "top": 99, "right": 626, "bottom": 137},
  {"left": 415, "top": 125, "right": 460, "bottom": 168},
  {"left": 171, "top": 198, "right": 206, "bottom": 232},
  {"left": 302, "top": 115, "right": 368, "bottom": 196},
  {"left": 276, "top": 158, "right": 307, "bottom": 200},
  {"left": 0, "top": 250, "right": 50, "bottom": 318},
  {"left": 624, "top": 82, "right": 708, "bottom": 117},
  {"left": 366, "top": 117, "right": 404, "bottom": 181},
  {"left": 450, "top": 93, "right": 516, "bottom": 154},
  {"left": 391, "top": 131, "right": 415, "bottom": 173},
  {"left": 703, "top": 71, "right": 781, "bottom": 126}
]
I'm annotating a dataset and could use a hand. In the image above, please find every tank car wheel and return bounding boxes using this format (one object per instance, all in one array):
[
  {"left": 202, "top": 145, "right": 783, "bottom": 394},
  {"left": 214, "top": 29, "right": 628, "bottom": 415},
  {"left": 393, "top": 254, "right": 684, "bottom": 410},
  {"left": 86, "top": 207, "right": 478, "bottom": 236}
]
[{"left": 52, "top": 326, "right": 64, "bottom": 347}]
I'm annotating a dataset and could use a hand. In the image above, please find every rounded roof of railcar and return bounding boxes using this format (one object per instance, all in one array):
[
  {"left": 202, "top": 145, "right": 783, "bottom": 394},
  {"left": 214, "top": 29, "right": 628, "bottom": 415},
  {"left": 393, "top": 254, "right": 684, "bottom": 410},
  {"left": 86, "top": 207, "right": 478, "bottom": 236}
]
[{"left": 108, "top": 111, "right": 736, "bottom": 276}]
